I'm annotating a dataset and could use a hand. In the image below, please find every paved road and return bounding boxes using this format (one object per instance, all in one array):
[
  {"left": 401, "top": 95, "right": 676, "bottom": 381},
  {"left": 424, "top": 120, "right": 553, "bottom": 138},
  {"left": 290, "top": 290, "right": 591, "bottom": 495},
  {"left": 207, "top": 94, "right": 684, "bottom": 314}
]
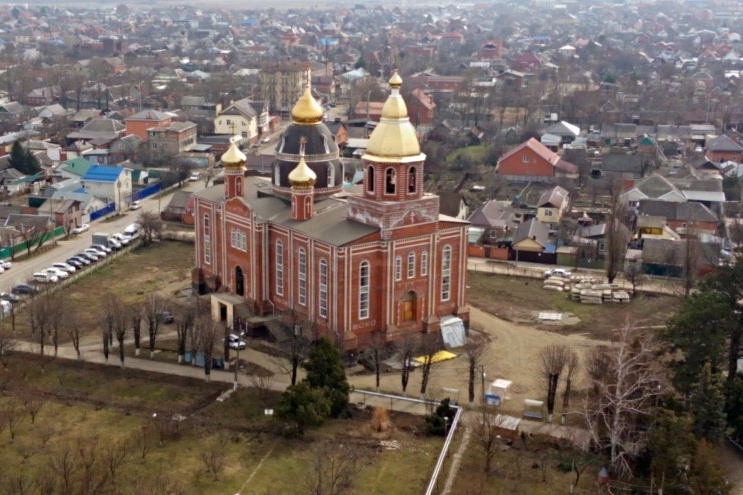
[{"left": 0, "top": 181, "right": 203, "bottom": 292}]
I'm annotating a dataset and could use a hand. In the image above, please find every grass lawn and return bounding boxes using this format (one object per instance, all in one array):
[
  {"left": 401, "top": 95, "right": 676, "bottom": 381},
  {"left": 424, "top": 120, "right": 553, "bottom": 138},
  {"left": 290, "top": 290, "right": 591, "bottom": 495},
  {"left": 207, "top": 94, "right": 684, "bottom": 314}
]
[
  {"left": 447, "top": 145, "right": 489, "bottom": 164},
  {"left": 0, "top": 354, "right": 441, "bottom": 494},
  {"left": 467, "top": 271, "right": 679, "bottom": 340}
]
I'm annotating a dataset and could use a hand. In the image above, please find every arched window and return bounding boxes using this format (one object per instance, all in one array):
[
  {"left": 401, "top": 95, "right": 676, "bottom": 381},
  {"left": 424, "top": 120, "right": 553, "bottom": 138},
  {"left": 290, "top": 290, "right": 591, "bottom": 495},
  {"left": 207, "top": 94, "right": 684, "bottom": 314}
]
[
  {"left": 367, "top": 166, "right": 375, "bottom": 193},
  {"left": 385, "top": 168, "right": 396, "bottom": 194},
  {"left": 275, "top": 240, "right": 284, "bottom": 296},
  {"left": 408, "top": 166, "right": 417, "bottom": 193},
  {"left": 421, "top": 251, "right": 428, "bottom": 276},
  {"left": 441, "top": 245, "right": 452, "bottom": 302},
  {"left": 319, "top": 259, "right": 328, "bottom": 318},
  {"left": 407, "top": 252, "right": 415, "bottom": 279},
  {"left": 298, "top": 248, "right": 307, "bottom": 306},
  {"left": 203, "top": 214, "right": 211, "bottom": 264},
  {"left": 359, "top": 261, "right": 370, "bottom": 319},
  {"left": 327, "top": 163, "right": 334, "bottom": 187}
]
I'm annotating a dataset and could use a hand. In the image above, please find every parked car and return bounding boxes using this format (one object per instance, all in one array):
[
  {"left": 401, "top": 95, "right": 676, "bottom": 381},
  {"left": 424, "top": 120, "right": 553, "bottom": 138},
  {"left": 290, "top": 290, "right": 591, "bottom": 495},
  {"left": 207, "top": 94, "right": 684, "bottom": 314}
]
[
  {"left": 43, "top": 268, "right": 69, "bottom": 279},
  {"left": 51, "top": 262, "right": 76, "bottom": 273},
  {"left": 156, "top": 310, "right": 174, "bottom": 324},
  {"left": 91, "top": 244, "right": 112, "bottom": 254},
  {"left": 188, "top": 172, "right": 200, "bottom": 182},
  {"left": 32, "top": 272, "right": 58, "bottom": 283},
  {"left": 70, "top": 254, "right": 93, "bottom": 264},
  {"left": 0, "top": 292, "right": 21, "bottom": 303},
  {"left": 261, "top": 137, "right": 270, "bottom": 143},
  {"left": 11, "top": 284, "right": 39, "bottom": 295},
  {"left": 66, "top": 258, "right": 85, "bottom": 269},
  {"left": 84, "top": 248, "right": 107, "bottom": 258},
  {"left": 72, "top": 223, "right": 90, "bottom": 234},
  {"left": 0, "top": 260, "right": 12, "bottom": 270},
  {"left": 129, "top": 200, "right": 142, "bottom": 210},
  {"left": 543, "top": 268, "right": 572, "bottom": 279},
  {"left": 77, "top": 252, "right": 100, "bottom": 262},
  {"left": 0, "top": 300, "right": 11, "bottom": 315},
  {"left": 111, "top": 233, "right": 131, "bottom": 246}
]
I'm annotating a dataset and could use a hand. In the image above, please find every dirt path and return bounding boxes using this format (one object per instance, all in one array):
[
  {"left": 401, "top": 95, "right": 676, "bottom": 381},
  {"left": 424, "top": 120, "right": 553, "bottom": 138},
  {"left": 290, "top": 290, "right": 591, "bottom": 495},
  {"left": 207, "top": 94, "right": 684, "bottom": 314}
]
[{"left": 350, "top": 307, "right": 607, "bottom": 414}]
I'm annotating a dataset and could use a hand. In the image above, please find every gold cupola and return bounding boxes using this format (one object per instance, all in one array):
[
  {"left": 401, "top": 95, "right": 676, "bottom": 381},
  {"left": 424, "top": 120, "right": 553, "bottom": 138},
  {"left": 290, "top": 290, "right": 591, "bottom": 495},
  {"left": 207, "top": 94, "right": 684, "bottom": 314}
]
[
  {"left": 289, "top": 138, "right": 317, "bottom": 189},
  {"left": 291, "top": 67, "right": 324, "bottom": 125},
  {"left": 220, "top": 140, "right": 247, "bottom": 169},
  {"left": 363, "top": 71, "right": 425, "bottom": 163}
]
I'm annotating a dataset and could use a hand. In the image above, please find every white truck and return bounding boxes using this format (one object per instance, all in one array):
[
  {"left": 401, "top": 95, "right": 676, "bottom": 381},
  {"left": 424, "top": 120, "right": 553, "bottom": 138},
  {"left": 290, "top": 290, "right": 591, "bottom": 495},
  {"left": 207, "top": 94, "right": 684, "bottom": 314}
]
[{"left": 92, "top": 233, "right": 121, "bottom": 250}]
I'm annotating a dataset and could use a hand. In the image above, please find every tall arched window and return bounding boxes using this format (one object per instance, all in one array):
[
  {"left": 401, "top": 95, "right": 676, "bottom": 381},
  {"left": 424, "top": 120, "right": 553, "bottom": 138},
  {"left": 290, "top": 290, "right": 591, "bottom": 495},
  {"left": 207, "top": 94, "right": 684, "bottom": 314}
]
[
  {"left": 385, "top": 168, "right": 396, "bottom": 194},
  {"left": 203, "top": 214, "right": 211, "bottom": 264},
  {"left": 367, "top": 166, "right": 375, "bottom": 193},
  {"left": 359, "top": 261, "right": 370, "bottom": 319},
  {"left": 319, "top": 259, "right": 328, "bottom": 318},
  {"left": 421, "top": 251, "right": 428, "bottom": 276},
  {"left": 395, "top": 256, "right": 402, "bottom": 281},
  {"left": 441, "top": 246, "right": 452, "bottom": 302},
  {"left": 275, "top": 240, "right": 284, "bottom": 296},
  {"left": 298, "top": 248, "right": 307, "bottom": 306},
  {"left": 327, "top": 163, "right": 334, "bottom": 187},
  {"left": 408, "top": 166, "right": 417, "bottom": 193},
  {"left": 407, "top": 252, "right": 415, "bottom": 279}
]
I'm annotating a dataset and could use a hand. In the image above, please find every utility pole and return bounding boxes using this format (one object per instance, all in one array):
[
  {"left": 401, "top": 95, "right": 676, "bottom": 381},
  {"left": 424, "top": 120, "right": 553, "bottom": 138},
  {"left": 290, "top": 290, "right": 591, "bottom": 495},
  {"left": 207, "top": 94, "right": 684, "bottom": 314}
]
[
  {"left": 233, "top": 342, "right": 240, "bottom": 390},
  {"left": 480, "top": 365, "right": 487, "bottom": 425}
]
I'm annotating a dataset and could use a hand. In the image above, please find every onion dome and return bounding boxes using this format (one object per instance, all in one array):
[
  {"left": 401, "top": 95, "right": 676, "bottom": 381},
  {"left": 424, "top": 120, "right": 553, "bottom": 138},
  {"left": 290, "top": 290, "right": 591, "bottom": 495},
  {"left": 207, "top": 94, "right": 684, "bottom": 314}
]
[
  {"left": 221, "top": 141, "right": 247, "bottom": 169},
  {"left": 288, "top": 154, "right": 317, "bottom": 190},
  {"left": 364, "top": 71, "right": 425, "bottom": 163},
  {"left": 291, "top": 87, "right": 324, "bottom": 125}
]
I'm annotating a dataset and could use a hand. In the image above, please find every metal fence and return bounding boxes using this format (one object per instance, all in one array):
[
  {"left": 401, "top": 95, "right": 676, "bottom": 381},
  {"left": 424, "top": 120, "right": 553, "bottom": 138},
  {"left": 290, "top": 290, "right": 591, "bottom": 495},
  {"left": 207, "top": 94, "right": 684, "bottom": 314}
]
[
  {"left": 132, "top": 183, "right": 162, "bottom": 202},
  {"left": 90, "top": 203, "right": 116, "bottom": 221}
]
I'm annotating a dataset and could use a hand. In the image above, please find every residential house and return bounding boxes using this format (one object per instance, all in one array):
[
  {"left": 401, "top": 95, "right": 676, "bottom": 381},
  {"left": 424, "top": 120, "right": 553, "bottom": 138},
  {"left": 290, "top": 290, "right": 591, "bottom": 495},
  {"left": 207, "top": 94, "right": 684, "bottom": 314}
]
[
  {"left": 407, "top": 89, "right": 436, "bottom": 126},
  {"left": 108, "top": 134, "right": 144, "bottom": 164},
  {"left": 638, "top": 199, "right": 718, "bottom": 237},
  {"left": 600, "top": 123, "right": 636, "bottom": 147},
  {"left": 81, "top": 165, "right": 133, "bottom": 212},
  {"left": 148, "top": 122, "right": 198, "bottom": 157},
  {"left": 543, "top": 121, "right": 580, "bottom": 146},
  {"left": 213, "top": 98, "right": 268, "bottom": 141},
  {"left": 337, "top": 67, "right": 371, "bottom": 95},
  {"left": 621, "top": 173, "right": 686, "bottom": 209},
  {"left": 353, "top": 101, "right": 384, "bottom": 122},
  {"left": 468, "top": 200, "right": 518, "bottom": 244},
  {"left": 439, "top": 192, "right": 468, "bottom": 221},
  {"left": 705, "top": 134, "right": 743, "bottom": 163},
  {"left": 57, "top": 157, "right": 94, "bottom": 181},
  {"left": 124, "top": 109, "right": 173, "bottom": 140},
  {"left": 0, "top": 102, "right": 26, "bottom": 123},
  {"left": 180, "top": 96, "right": 221, "bottom": 120},
  {"left": 35, "top": 198, "right": 82, "bottom": 233},
  {"left": 536, "top": 186, "right": 569, "bottom": 230},
  {"left": 496, "top": 138, "right": 578, "bottom": 182},
  {"left": 325, "top": 120, "right": 348, "bottom": 148},
  {"left": 600, "top": 153, "right": 647, "bottom": 180},
  {"left": 160, "top": 190, "right": 194, "bottom": 224},
  {"left": 67, "top": 118, "right": 126, "bottom": 146},
  {"left": 26, "top": 86, "right": 61, "bottom": 106},
  {"left": 640, "top": 236, "right": 721, "bottom": 278},
  {"left": 260, "top": 59, "right": 306, "bottom": 114},
  {"left": 512, "top": 217, "right": 554, "bottom": 264}
]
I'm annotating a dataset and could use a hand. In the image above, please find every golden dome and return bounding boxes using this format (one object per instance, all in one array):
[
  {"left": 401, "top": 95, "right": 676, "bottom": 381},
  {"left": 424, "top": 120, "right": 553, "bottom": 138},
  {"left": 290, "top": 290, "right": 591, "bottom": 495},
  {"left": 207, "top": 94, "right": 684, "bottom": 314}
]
[
  {"left": 389, "top": 70, "right": 403, "bottom": 89},
  {"left": 288, "top": 155, "right": 317, "bottom": 189},
  {"left": 221, "top": 141, "right": 247, "bottom": 168},
  {"left": 291, "top": 87, "right": 324, "bottom": 125},
  {"left": 364, "top": 72, "right": 425, "bottom": 163}
]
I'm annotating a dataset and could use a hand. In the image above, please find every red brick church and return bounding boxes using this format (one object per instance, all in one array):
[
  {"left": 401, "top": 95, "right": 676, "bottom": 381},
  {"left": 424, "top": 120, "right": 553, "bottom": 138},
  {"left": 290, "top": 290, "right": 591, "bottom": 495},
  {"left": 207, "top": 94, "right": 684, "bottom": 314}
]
[{"left": 192, "top": 71, "right": 469, "bottom": 350}]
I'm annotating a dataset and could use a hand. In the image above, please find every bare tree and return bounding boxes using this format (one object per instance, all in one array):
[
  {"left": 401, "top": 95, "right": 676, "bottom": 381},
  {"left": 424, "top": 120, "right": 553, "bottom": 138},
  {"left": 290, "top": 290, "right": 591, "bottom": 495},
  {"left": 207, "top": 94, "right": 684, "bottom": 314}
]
[
  {"left": 361, "top": 330, "right": 386, "bottom": 392},
  {"left": 561, "top": 350, "right": 579, "bottom": 425},
  {"left": 101, "top": 438, "right": 129, "bottom": 485},
  {"left": 270, "top": 310, "right": 309, "bottom": 386},
  {"left": 199, "top": 433, "right": 228, "bottom": 481},
  {"left": 102, "top": 324, "right": 111, "bottom": 365},
  {"left": 137, "top": 211, "right": 163, "bottom": 245},
  {"left": 26, "top": 289, "right": 61, "bottom": 367},
  {"left": 143, "top": 294, "right": 166, "bottom": 359},
  {"left": 76, "top": 435, "right": 111, "bottom": 495},
  {"left": 303, "top": 442, "right": 360, "bottom": 495},
  {"left": 624, "top": 259, "right": 643, "bottom": 297},
  {"left": 65, "top": 308, "right": 82, "bottom": 360},
  {"left": 100, "top": 293, "right": 121, "bottom": 365},
  {"left": 195, "top": 315, "right": 219, "bottom": 382},
  {"left": 605, "top": 183, "right": 628, "bottom": 283},
  {"left": 47, "top": 442, "right": 80, "bottom": 494},
  {"left": 463, "top": 333, "right": 486, "bottom": 404},
  {"left": 174, "top": 302, "right": 194, "bottom": 363},
  {"left": 250, "top": 374, "right": 275, "bottom": 406},
  {"left": 113, "top": 302, "right": 128, "bottom": 369},
  {"left": 128, "top": 304, "right": 143, "bottom": 357},
  {"left": 538, "top": 344, "right": 569, "bottom": 422},
  {"left": 22, "top": 397, "right": 44, "bottom": 424},
  {"left": 583, "top": 322, "right": 661, "bottom": 477},
  {"left": 396, "top": 333, "right": 417, "bottom": 395},
  {"left": 0, "top": 328, "right": 14, "bottom": 368},
  {"left": 2, "top": 402, "right": 22, "bottom": 441},
  {"left": 419, "top": 334, "right": 440, "bottom": 396}
]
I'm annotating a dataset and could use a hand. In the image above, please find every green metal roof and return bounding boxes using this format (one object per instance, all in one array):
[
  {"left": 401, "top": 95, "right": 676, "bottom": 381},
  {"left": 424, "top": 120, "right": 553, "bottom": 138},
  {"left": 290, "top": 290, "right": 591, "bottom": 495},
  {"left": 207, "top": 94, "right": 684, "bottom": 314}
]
[{"left": 60, "top": 157, "right": 93, "bottom": 177}]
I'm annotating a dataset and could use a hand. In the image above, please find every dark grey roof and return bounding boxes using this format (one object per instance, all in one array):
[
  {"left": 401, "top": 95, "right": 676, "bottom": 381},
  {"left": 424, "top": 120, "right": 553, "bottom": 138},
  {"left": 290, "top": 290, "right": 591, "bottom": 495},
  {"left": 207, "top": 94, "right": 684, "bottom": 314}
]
[
  {"left": 439, "top": 191, "right": 463, "bottom": 217},
  {"left": 194, "top": 178, "right": 379, "bottom": 246},
  {"left": 578, "top": 223, "right": 606, "bottom": 238},
  {"left": 537, "top": 185, "right": 568, "bottom": 208},
  {"left": 638, "top": 199, "right": 718, "bottom": 223},
  {"left": 468, "top": 200, "right": 515, "bottom": 229},
  {"left": 601, "top": 153, "right": 645, "bottom": 174},
  {"left": 4, "top": 213, "right": 52, "bottom": 231},
  {"left": 635, "top": 174, "right": 680, "bottom": 198},
  {"left": 513, "top": 217, "right": 549, "bottom": 246},
  {"left": 165, "top": 190, "right": 192, "bottom": 210},
  {"left": 706, "top": 134, "right": 743, "bottom": 153},
  {"left": 221, "top": 98, "right": 258, "bottom": 119}
]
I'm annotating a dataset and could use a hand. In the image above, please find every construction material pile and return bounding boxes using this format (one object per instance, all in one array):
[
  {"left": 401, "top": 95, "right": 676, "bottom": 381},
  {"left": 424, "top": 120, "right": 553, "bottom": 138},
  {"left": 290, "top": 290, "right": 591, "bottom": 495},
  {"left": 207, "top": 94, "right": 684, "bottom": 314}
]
[{"left": 542, "top": 275, "right": 631, "bottom": 304}]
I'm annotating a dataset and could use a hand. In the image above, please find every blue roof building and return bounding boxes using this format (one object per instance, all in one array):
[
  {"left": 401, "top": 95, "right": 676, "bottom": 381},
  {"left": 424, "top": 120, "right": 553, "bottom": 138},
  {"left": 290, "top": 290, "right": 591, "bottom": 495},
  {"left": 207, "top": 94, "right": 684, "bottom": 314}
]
[{"left": 81, "top": 165, "right": 132, "bottom": 212}]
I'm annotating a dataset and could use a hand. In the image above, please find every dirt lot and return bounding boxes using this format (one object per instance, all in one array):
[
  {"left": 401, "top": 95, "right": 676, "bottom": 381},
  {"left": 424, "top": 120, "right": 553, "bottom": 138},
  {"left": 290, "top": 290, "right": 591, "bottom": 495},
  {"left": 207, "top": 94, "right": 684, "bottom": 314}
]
[{"left": 468, "top": 271, "right": 680, "bottom": 340}]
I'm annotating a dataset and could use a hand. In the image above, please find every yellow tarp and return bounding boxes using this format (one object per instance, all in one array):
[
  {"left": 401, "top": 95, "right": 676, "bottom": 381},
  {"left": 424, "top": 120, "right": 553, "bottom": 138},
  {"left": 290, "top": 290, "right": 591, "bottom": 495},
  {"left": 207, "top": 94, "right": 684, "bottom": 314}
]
[{"left": 413, "top": 350, "right": 457, "bottom": 364}]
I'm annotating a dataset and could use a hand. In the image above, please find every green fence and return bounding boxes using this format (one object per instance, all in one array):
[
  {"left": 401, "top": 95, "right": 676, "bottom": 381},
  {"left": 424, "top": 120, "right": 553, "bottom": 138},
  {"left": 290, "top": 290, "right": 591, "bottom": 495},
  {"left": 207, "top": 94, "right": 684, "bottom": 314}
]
[{"left": 0, "top": 226, "right": 66, "bottom": 260}]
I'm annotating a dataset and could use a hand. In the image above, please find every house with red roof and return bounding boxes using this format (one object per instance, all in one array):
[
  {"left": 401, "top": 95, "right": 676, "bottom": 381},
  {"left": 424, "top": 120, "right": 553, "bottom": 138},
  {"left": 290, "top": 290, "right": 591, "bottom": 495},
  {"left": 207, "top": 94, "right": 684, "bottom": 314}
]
[{"left": 495, "top": 138, "right": 578, "bottom": 182}]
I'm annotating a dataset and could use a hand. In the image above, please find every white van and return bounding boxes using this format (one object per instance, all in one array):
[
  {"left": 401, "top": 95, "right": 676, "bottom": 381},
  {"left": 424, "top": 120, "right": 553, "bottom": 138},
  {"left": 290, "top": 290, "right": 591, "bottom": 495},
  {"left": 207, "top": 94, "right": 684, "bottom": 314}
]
[{"left": 122, "top": 223, "right": 142, "bottom": 240}]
